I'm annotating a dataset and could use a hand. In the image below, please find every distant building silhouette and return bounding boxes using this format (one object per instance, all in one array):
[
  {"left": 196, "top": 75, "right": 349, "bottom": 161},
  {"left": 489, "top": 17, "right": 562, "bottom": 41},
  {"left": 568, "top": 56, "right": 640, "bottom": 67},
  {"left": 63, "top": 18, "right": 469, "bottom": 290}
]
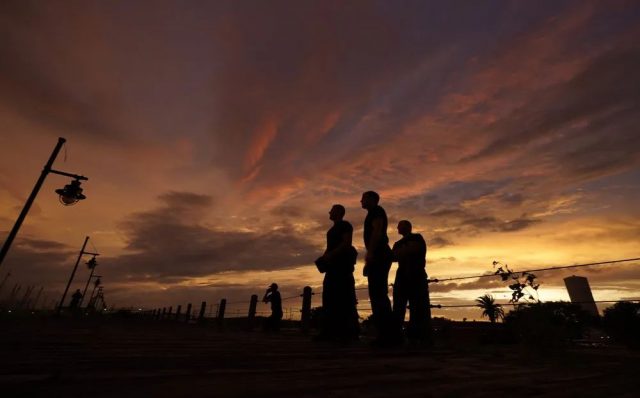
[{"left": 563, "top": 275, "right": 599, "bottom": 317}]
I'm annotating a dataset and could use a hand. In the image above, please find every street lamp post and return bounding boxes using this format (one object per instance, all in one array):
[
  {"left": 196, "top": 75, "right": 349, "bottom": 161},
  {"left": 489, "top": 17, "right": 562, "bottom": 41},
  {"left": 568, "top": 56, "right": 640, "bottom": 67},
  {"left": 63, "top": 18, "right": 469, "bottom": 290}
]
[
  {"left": 87, "top": 275, "right": 102, "bottom": 308},
  {"left": 57, "top": 236, "right": 99, "bottom": 315},
  {"left": 0, "top": 137, "right": 89, "bottom": 269},
  {"left": 79, "top": 255, "right": 99, "bottom": 307}
]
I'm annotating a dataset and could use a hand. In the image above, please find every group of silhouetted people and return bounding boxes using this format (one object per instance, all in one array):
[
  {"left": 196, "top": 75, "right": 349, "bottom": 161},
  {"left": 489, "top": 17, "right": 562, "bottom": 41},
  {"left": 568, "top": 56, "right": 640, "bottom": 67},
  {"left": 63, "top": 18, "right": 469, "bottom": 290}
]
[
  {"left": 261, "top": 190, "right": 432, "bottom": 347},
  {"left": 316, "top": 190, "right": 432, "bottom": 347}
]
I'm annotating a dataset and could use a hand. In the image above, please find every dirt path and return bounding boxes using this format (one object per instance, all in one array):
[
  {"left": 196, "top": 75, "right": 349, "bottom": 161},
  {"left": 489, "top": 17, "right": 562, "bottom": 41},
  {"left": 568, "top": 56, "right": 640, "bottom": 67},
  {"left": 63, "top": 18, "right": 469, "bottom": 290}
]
[{"left": 1, "top": 318, "right": 638, "bottom": 397}]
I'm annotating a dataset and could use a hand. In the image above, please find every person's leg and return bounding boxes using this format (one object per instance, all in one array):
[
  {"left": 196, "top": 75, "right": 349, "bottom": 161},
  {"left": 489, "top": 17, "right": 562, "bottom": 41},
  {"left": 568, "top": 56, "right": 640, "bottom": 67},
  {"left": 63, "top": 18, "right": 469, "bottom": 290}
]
[
  {"left": 367, "top": 264, "right": 393, "bottom": 341},
  {"left": 393, "top": 272, "right": 409, "bottom": 337},
  {"left": 322, "top": 274, "right": 338, "bottom": 338},
  {"left": 423, "top": 276, "right": 433, "bottom": 344},
  {"left": 332, "top": 275, "right": 350, "bottom": 340},
  {"left": 409, "top": 272, "right": 432, "bottom": 343},
  {"left": 346, "top": 273, "right": 360, "bottom": 340},
  {"left": 407, "top": 277, "right": 422, "bottom": 340}
]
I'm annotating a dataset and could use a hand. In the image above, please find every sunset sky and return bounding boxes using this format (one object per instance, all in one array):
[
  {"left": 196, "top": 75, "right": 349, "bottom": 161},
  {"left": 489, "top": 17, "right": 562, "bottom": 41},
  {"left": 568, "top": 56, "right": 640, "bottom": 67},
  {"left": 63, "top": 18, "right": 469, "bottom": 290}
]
[{"left": 1, "top": 1, "right": 639, "bottom": 320}]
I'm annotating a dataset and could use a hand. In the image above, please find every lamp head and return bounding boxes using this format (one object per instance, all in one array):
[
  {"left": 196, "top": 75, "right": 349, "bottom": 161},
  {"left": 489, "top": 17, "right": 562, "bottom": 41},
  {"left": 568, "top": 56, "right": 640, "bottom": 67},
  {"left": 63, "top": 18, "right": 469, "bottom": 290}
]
[
  {"left": 55, "top": 179, "right": 86, "bottom": 206},
  {"left": 86, "top": 256, "right": 98, "bottom": 269}
]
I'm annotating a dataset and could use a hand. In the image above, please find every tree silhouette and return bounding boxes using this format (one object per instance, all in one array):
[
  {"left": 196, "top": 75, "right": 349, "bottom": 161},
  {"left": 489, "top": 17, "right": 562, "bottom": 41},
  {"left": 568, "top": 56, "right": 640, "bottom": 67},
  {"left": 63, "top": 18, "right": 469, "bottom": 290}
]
[
  {"left": 493, "top": 261, "right": 540, "bottom": 303},
  {"left": 476, "top": 294, "right": 504, "bottom": 323}
]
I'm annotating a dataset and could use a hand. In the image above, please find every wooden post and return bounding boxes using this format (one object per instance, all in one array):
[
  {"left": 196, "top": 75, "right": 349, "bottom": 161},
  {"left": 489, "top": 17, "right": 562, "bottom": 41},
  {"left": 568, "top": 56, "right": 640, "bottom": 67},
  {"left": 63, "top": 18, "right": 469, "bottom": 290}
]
[
  {"left": 217, "top": 298, "right": 226, "bottom": 325},
  {"left": 167, "top": 306, "right": 173, "bottom": 319},
  {"left": 175, "top": 305, "right": 182, "bottom": 321},
  {"left": 197, "top": 301, "right": 206, "bottom": 324},
  {"left": 301, "top": 286, "right": 312, "bottom": 333},
  {"left": 185, "top": 303, "right": 192, "bottom": 323},
  {"left": 161, "top": 307, "right": 166, "bottom": 320},
  {"left": 248, "top": 294, "right": 258, "bottom": 330}
]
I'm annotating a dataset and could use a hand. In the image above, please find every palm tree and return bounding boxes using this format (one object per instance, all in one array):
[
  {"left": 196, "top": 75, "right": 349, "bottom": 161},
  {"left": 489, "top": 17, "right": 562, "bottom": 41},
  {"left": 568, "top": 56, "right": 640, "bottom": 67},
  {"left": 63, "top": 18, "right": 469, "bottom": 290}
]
[{"left": 476, "top": 294, "right": 505, "bottom": 323}]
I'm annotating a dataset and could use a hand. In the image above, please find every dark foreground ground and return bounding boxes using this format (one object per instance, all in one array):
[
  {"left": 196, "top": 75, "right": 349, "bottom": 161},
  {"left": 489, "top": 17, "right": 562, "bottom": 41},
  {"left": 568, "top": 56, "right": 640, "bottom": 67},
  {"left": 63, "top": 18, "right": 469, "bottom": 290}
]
[{"left": 1, "top": 317, "right": 639, "bottom": 397}]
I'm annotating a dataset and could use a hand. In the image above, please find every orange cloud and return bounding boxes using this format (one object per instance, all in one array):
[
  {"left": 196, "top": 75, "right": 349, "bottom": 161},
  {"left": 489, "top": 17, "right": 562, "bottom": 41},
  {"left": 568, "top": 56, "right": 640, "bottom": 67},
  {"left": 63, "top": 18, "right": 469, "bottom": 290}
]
[{"left": 243, "top": 116, "right": 279, "bottom": 174}]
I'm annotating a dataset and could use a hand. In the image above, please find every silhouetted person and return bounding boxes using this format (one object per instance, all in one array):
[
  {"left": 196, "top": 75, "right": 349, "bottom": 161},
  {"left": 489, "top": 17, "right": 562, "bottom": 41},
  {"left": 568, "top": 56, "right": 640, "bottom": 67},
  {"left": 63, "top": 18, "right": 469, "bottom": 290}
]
[
  {"left": 361, "top": 191, "right": 401, "bottom": 346},
  {"left": 392, "top": 220, "right": 432, "bottom": 345},
  {"left": 69, "top": 289, "right": 82, "bottom": 309},
  {"left": 314, "top": 204, "right": 359, "bottom": 342},
  {"left": 263, "top": 283, "right": 282, "bottom": 331}
]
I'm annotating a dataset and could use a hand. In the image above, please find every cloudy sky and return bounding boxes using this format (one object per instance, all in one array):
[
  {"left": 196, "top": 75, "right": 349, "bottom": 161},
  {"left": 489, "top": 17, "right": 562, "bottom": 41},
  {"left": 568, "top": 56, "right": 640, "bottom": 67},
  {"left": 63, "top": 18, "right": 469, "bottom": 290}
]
[{"left": 1, "top": 0, "right": 639, "bottom": 319}]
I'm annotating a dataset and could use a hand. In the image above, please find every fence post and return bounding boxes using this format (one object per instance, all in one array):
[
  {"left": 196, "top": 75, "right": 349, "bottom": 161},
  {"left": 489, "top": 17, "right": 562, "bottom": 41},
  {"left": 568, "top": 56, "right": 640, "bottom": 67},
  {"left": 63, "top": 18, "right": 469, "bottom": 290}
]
[
  {"left": 198, "top": 301, "right": 206, "bottom": 324},
  {"left": 175, "top": 305, "right": 182, "bottom": 321},
  {"left": 248, "top": 294, "right": 258, "bottom": 330},
  {"left": 301, "top": 286, "right": 312, "bottom": 333},
  {"left": 161, "top": 307, "right": 166, "bottom": 320},
  {"left": 217, "top": 298, "right": 226, "bottom": 327},
  {"left": 167, "top": 306, "right": 173, "bottom": 319},
  {"left": 185, "top": 303, "right": 192, "bottom": 323},
  {"left": 156, "top": 308, "right": 162, "bottom": 320}
]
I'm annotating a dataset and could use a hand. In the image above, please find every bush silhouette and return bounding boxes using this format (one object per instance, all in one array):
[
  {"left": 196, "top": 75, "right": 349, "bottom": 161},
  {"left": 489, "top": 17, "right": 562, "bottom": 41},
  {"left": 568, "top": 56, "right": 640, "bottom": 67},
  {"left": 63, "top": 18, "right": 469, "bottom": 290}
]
[
  {"left": 504, "top": 302, "right": 593, "bottom": 346},
  {"left": 602, "top": 301, "right": 640, "bottom": 347}
]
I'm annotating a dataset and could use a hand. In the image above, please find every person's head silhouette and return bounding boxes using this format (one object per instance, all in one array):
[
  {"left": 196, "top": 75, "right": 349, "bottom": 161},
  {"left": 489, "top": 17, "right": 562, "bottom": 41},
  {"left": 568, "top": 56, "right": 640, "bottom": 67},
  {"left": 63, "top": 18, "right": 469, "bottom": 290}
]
[
  {"left": 329, "top": 204, "right": 345, "bottom": 221},
  {"left": 397, "top": 220, "right": 412, "bottom": 237},
  {"left": 360, "top": 191, "right": 380, "bottom": 210}
]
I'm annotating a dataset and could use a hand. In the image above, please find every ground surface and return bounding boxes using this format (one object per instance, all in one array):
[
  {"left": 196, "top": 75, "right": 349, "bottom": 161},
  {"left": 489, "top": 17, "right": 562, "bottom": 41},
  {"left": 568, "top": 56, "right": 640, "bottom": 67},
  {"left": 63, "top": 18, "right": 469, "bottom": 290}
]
[{"left": 0, "top": 317, "right": 638, "bottom": 397}]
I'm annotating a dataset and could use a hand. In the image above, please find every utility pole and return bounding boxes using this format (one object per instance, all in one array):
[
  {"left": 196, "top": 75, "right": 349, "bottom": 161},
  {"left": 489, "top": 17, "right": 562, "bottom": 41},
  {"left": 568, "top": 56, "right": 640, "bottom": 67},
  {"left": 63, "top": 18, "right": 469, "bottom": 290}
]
[
  {"left": 31, "top": 287, "right": 44, "bottom": 310},
  {"left": 0, "top": 271, "right": 11, "bottom": 296},
  {"left": 0, "top": 137, "right": 89, "bottom": 269},
  {"left": 79, "top": 257, "right": 99, "bottom": 307},
  {"left": 57, "top": 237, "right": 98, "bottom": 314}
]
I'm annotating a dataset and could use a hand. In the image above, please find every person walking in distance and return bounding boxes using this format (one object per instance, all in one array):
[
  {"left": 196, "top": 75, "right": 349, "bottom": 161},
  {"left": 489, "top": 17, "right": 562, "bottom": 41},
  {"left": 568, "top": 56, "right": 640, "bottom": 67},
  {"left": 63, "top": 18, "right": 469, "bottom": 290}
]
[
  {"left": 361, "top": 191, "right": 401, "bottom": 346},
  {"left": 263, "top": 283, "right": 283, "bottom": 331},
  {"left": 392, "top": 220, "right": 432, "bottom": 345}
]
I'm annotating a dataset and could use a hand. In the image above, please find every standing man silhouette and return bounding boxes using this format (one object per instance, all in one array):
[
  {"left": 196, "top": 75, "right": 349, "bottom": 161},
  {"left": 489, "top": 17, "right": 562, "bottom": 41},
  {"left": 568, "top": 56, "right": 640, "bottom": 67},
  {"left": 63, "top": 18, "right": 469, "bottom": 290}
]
[
  {"left": 315, "top": 204, "right": 359, "bottom": 342},
  {"left": 392, "top": 220, "right": 432, "bottom": 345},
  {"left": 361, "top": 191, "right": 401, "bottom": 346},
  {"left": 263, "top": 283, "right": 282, "bottom": 331},
  {"left": 69, "top": 289, "right": 83, "bottom": 309}
]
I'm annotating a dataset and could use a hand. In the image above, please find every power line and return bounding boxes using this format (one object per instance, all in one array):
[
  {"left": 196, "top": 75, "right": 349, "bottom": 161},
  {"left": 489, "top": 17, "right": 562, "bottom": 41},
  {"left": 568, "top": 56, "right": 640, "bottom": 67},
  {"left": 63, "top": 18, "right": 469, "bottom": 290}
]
[
  {"left": 168, "top": 257, "right": 640, "bottom": 312},
  {"left": 430, "top": 299, "right": 640, "bottom": 309},
  {"left": 428, "top": 257, "right": 640, "bottom": 283}
]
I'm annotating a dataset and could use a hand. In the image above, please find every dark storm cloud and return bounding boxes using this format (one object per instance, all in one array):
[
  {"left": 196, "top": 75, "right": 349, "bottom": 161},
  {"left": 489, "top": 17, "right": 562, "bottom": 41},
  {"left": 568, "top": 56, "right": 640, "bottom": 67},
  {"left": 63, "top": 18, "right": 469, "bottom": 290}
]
[
  {"left": 393, "top": 179, "right": 525, "bottom": 216},
  {"left": 466, "top": 47, "right": 640, "bottom": 180},
  {"left": 15, "top": 236, "right": 69, "bottom": 251},
  {"left": 0, "top": 3, "right": 131, "bottom": 143},
  {"left": 429, "top": 275, "right": 505, "bottom": 294},
  {"left": 107, "top": 192, "right": 319, "bottom": 282},
  {"left": 270, "top": 205, "right": 305, "bottom": 219},
  {"left": 462, "top": 216, "right": 540, "bottom": 233},
  {"left": 1, "top": 236, "right": 75, "bottom": 287},
  {"left": 388, "top": 178, "right": 543, "bottom": 235},
  {"left": 429, "top": 236, "right": 455, "bottom": 248},
  {"left": 425, "top": 204, "right": 541, "bottom": 234}
]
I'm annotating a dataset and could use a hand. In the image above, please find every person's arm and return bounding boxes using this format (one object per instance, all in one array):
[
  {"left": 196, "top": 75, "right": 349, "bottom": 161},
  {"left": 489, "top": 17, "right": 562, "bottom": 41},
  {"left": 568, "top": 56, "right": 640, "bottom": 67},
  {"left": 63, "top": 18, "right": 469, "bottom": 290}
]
[
  {"left": 391, "top": 242, "right": 401, "bottom": 262},
  {"left": 262, "top": 291, "right": 271, "bottom": 303},
  {"left": 324, "top": 230, "right": 352, "bottom": 261}
]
